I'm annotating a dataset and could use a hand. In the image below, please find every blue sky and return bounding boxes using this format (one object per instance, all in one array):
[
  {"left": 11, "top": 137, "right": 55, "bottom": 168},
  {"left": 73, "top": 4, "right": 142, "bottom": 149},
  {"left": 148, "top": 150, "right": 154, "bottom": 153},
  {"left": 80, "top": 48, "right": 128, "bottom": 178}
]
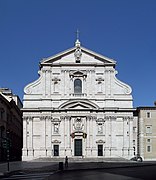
[{"left": 0, "top": 0, "right": 156, "bottom": 107}]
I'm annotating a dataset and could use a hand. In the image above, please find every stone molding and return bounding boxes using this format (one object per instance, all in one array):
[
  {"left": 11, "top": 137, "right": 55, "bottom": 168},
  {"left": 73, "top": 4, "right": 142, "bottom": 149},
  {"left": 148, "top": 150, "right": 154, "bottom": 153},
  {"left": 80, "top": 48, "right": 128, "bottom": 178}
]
[
  {"left": 52, "top": 77, "right": 61, "bottom": 83},
  {"left": 23, "top": 116, "right": 33, "bottom": 121},
  {"left": 52, "top": 140, "right": 61, "bottom": 144},
  {"left": 96, "top": 139, "right": 105, "bottom": 144},
  {"left": 96, "top": 77, "right": 104, "bottom": 82},
  {"left": 105, "top": 69, "right": 115, "bottom": 73},
  {"left": 96, "top": 118, "right": 105, "bottom": 122},
  {"left": 42, "top": 70, "right": 51, "bottom": 73},
  {"left": 123, "top": 116, "right": 133, "bottom": 121},
  {"left": 104, "top": 116, "right": 117, "bottom": 120}
]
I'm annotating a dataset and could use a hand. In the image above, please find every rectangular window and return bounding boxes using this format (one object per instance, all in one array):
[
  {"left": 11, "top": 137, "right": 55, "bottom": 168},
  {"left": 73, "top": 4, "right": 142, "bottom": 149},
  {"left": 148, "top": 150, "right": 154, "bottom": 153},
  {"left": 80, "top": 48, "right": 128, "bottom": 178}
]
[
  {"left": 146, "top": 126, "right": 152, "bottom": 134},
  {"left": 74, "top": 79, "right": 82, "bottom": 94},
  {"left": 147, "top": 139, "right": 151, "bottom": 143},
  {"left": 147, "top": 112, "right": 151, "bottom": 118},
  {"left": 133, "top": 147, "right": 135, "bottom": 155},
  {"left": 147, "top": 145, "right": 151, "bottom": 152}
]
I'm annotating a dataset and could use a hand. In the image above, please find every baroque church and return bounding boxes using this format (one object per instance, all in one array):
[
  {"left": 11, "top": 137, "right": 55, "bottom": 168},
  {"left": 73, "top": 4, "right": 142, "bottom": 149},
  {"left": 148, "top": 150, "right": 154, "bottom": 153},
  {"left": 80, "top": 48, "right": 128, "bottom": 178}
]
[{"left": 22, "top": 38, "right": 134, "bottom": 161}]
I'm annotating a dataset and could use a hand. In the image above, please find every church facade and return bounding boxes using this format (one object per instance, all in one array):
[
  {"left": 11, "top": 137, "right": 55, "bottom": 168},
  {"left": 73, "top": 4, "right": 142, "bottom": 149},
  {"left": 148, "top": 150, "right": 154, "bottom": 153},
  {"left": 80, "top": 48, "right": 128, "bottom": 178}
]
[{"left": 22, "top": 39, "right": 134, "bottom": 161}]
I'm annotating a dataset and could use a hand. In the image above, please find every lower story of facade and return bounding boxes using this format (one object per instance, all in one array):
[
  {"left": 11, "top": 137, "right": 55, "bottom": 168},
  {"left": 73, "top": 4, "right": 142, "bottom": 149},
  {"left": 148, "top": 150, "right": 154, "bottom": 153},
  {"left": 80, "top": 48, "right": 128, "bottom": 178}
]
[{"left": 22, "top": 111, "right": 134, "bottom": 161}]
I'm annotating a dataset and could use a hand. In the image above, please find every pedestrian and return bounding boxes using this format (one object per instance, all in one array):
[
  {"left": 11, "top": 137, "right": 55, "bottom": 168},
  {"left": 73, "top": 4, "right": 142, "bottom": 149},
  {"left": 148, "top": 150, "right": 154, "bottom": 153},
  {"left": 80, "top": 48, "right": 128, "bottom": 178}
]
[{"left": 65, "top": 156, "right": 68, "bottom": 168}]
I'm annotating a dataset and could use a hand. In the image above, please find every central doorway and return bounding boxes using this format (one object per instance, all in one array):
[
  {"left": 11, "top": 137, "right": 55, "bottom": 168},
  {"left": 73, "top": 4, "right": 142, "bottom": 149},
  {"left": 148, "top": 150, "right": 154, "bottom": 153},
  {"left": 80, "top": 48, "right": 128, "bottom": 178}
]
[
  {"left": 74, "top": 139, "right": 82, "bottom": 156},
  {"left": 54, "top": 145, "right": 59, "bottom": 156}
]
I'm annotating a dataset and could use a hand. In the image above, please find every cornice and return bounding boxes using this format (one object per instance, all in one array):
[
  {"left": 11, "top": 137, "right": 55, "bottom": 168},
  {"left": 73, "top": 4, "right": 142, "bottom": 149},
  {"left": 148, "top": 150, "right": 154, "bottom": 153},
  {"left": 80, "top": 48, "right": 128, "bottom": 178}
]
[
  {"left": 137, "top": 107, "right": 156, "bottom": 110},
  {"left": 22, "top": 107, "right": 136, "bottom": 113},
  {"left": 40, "top": 62, "right": 114, "bottom": 67}
]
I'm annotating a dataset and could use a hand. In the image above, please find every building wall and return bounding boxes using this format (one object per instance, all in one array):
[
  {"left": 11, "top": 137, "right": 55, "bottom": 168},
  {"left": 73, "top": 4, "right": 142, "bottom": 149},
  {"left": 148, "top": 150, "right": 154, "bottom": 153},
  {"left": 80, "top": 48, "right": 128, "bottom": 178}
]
[{"left": 132, "top": 116, "right": 138, "bottom": 156}]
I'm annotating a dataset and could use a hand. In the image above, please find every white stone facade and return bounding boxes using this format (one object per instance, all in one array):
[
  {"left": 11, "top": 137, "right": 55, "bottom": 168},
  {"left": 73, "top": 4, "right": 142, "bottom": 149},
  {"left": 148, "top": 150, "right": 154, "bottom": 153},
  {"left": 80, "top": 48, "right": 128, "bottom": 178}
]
[{"left": 22, "top": 40, "right": 134, "bottom": 161}]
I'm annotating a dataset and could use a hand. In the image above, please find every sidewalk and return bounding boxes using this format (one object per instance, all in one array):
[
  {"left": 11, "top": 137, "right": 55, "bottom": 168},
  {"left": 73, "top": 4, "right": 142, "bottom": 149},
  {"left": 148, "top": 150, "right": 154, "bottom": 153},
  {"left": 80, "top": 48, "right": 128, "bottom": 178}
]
[{"left": 0, "top": 161, "right": 58, "bottom": 177}]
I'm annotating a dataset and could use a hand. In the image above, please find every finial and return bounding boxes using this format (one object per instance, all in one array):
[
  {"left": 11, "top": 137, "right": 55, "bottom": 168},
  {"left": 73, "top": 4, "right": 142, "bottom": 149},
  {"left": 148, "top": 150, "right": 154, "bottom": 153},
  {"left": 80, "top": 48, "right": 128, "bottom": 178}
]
[
  {"left": 74, "top": 29, "right": 82, "bottom": 62},
  {"left": 75, "top": 29, "right": 81, "bottom": 47}
]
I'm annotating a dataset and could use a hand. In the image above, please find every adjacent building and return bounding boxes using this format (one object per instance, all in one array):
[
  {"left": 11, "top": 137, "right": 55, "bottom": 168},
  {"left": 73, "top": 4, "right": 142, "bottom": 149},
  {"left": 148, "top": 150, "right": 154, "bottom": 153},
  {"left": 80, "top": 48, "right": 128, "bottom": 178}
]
[
  {"left": 22, "top": 39, "right": 135, "bottom": 161},
  {"left": 132, "top": 112, "right": 138, "bottom": 157},
  {"left": 137, "top": 105, "right": 156, "bottom": 160},
  {"left": 0, "top": 88, "right": 23, "bottom": 161}
]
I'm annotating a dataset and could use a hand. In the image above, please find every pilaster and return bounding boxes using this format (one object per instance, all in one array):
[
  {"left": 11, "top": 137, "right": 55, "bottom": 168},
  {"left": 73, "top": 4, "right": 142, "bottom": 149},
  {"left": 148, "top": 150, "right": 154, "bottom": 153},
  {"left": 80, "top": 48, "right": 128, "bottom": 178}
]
[
  {"left": 92, "top": 70, "right": 95, "bottom": 97},
  {"left": 110, "top": 116, "right": 117, "bottom": 156},
  {"left": 22, "top": 116, "right": 28, "bottom": 157},
  {"left": 46, "top": 69, "right": 51, "bottom": 97},
  {"left": 85, "top": 116, "right": 92, "bottom": 156},
  {"left": 104, "top": 116, "right": 110, "bottom": 156},
  {"left": 46, "top": 116, "right": 52, "bottom": 156},
  {"left": 89, "top": 70, "right": 92, "bottom": 95},
  {"left": 42, "top": 69, "right": 46, "bottom": 97},
  {"left": 105, "top": 69, "right": 110, "bottom": 97},
  {"left": 139, "top": 117, "right": 144, "bottom": 158},
  {"left": 28, "top": 117, "right": 33, "bottom": 150},
  {"left": 40, "top": 116, "right": 46, "bottom": 154},
  {"left": 129, "top": 117, "right": 134, "bottom": 157},
  {"left": 64, "top": 70, "right": 67, "bottom": 95}
]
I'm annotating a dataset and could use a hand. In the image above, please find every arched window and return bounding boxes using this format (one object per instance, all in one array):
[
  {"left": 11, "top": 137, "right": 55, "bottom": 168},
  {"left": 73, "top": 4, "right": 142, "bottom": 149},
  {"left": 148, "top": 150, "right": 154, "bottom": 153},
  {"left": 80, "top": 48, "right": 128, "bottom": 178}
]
[{"left": 74, "top": 79, "right": 82, "bottom": 94}]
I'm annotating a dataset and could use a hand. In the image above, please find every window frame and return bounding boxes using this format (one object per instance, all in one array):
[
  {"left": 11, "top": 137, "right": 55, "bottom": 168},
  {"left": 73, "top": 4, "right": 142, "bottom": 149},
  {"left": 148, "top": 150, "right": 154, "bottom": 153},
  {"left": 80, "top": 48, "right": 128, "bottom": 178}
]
[
  {"left": 147, "top": 145, "right": 152, "bottom": 152},
  {"left": 146, "top": 126, "right": 152, "bottom": 134},
  {"left": 74, "top": 79, "right": 82, "bottom": 94},
  {"left": 147, "top": 112, "right": 151, "bottom": 118}
]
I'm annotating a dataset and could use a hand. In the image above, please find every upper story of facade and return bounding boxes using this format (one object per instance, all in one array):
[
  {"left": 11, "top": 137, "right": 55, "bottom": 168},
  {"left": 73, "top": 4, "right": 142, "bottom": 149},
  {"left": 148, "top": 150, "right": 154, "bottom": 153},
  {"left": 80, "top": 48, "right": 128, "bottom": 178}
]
[{"left": 23, "top": 39, "right": 133, "bottom": 110}]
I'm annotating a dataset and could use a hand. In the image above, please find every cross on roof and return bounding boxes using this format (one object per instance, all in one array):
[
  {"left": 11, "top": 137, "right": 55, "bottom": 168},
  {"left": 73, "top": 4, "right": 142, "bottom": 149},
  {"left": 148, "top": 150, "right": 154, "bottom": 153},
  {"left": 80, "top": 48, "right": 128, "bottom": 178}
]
[{"left": 76, "top": 29, "right": 80, "bottom": 40}]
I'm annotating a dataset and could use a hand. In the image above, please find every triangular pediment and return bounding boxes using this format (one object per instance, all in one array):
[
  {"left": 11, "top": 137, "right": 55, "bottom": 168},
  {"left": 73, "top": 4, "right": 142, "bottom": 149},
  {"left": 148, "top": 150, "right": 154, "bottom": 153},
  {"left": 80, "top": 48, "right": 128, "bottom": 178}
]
[
  {"left": 40, "top": 46, "right": 116, "bottom": 67},
  {"left": 68, "top": 103, "right": 90, "bottom": 109},
  {"left": 59, "top": 100, "right": 99, "bottom": 110}
]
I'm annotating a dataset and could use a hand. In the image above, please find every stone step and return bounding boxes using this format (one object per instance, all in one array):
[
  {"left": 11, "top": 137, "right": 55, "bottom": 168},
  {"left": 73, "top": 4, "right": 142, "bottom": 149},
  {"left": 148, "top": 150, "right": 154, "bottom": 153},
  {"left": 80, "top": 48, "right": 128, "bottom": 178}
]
[{"left": 33, "top": 157, "right": 130, "bottom": 162}]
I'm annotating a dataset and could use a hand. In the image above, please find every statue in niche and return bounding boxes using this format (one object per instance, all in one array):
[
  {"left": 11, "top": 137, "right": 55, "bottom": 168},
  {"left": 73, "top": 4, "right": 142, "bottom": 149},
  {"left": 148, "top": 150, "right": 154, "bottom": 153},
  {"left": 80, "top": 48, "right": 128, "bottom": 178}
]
[
  {"left": 54, "top": 123, "right": 59, "bottom": 133},
  {"left": 98, "top": 123, "right": 103, "bottom": 134},
  {"left": 96, "top": 77, "right": 104, "bottom": 93}
]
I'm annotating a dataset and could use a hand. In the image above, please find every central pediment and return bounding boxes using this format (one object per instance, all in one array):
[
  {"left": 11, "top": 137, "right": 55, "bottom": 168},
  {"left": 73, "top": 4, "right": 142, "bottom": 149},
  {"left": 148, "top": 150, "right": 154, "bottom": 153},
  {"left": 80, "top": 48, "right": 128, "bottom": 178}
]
[
  {"left": 59, "top": 100, "right": 99, "bottom": 110},
  {"left": 40, "top": 45, "right": 116, "bottom": 67}
]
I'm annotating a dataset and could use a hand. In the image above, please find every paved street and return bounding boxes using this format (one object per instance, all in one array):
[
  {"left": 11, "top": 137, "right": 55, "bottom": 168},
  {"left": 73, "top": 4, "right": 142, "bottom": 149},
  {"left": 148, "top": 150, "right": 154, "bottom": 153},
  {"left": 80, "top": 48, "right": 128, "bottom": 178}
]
[
  {"left": 1, "top": 172, "right": 55, "bottom": 180},
  {"left": 104, "top": 165, "right": 156, "bottom": 180},
  {"left": 47, "top": 165, "right": 156, "bottom": 180},
  {"left": 1, "top": 161, "right": 156, "bottom": 179},
  {"left": 47, "top": 170, "right": 141, "bottom": 180}
]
